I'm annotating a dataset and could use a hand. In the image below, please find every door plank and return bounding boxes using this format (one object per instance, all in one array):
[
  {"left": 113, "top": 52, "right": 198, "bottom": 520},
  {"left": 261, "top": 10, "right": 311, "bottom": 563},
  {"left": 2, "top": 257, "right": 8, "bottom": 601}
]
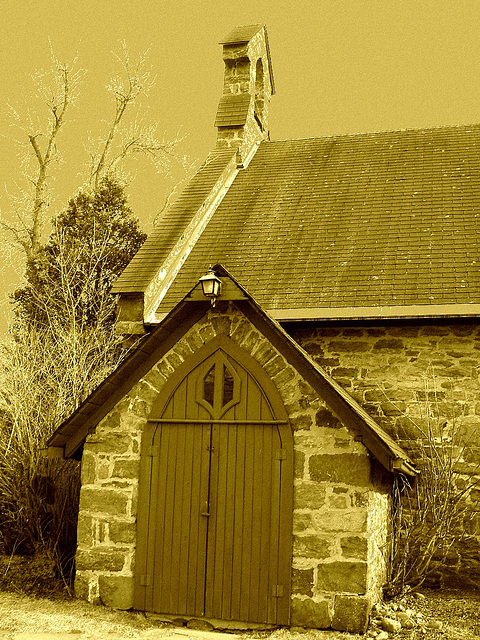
[
  {"left": 195, "top": 423, "right": 212, "bottom": 615},
  {"left": 170, "top": 378, "right": 188, "bottom": 612},
  {"left": 230, "top": 423, "right": 246, "bottom": 620},
  {"left": 144, "top": 426, "right": 162, "bottom": 612},
  {"left": 277, "top": 426, "right": 294, "bottom": 625},
  {"left": 172, "top": 377, "right": 187, "bottom": 419},
  {"left": 204, "top": 422, "right": 219, "bottom": 618},
  {"left": 186, "top": 367, "right": 210, "bottom": 615},
  {"left": 249, "top": 423, "right": 265, "bottom": 622},
  {"left": 258, "top": 425, "right": 275, "bottom": 622},
  {"left": 266, "top": 427, "right": 282, "bottom": 624},
  {"left": 238, "top": 422, "right": 254, "bottom": 622},
  {"left": 133, "top": 423, "right": 156, "bottom": 611},
  {"left": 211, "top": 421, "right": 228, "bottom": 619},
  {"left": 161, "top": 423, "right": 179, "bottom": 613},
  {"left": 170, "top": 422, "right": 187, "bottom": 612},
  {"left": 220, "top": 423, "right": 238, "bottom": 619},
  {"left": 260, "top": 387, "right": 275, "bottom": 421},
  {"left": 232, "top": 355, "right": 248, "bottom": 421},
  {"left": 151, "top": 422, "right": 172, "bottom": 613}
]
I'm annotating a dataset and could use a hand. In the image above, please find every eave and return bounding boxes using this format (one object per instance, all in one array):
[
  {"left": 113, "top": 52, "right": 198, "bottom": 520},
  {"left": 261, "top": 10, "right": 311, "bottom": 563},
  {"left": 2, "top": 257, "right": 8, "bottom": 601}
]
[{"left": 269, "top": 303, "right": 480, "bottom": 323}]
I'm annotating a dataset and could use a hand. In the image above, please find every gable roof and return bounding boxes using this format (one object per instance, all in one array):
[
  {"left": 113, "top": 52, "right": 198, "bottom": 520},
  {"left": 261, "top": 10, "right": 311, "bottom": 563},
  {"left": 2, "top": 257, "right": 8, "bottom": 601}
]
[
  {"left": 114, "top": 123, "right": 480, "bottom": 322},
  {"left": 215, "top": 94, "right": 251, "bottom": 128},
  {"left": 47, "top": 266, "right": 415, "bottom": 476}
]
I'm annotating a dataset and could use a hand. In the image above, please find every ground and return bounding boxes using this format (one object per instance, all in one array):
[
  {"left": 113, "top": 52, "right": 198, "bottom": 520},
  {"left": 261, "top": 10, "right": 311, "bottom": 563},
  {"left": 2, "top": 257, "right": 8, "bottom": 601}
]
[
  {"left": 368, "top": 589, "right": 480, "bottom": 638},
  {"left": 0, "top": 589, "right": 478, "bottom": 639},
  {"left": 0, "top": 555, "right": 478, "bottom": 639}
]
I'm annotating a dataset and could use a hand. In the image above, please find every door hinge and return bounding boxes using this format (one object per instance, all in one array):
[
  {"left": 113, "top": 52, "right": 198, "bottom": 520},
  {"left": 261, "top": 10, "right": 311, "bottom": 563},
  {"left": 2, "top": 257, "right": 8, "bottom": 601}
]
[
  {"left": 276, "top": 448, "right": 287, "bottom": 460},
  {"left": 141, "top": 574, "right": 152, "bottom": 586},
  {"left": 148, "top": 446, "right": 159, "bottom": 457},
  {"left": 272, "top": 584, "right": 284, "bottom": 597}
]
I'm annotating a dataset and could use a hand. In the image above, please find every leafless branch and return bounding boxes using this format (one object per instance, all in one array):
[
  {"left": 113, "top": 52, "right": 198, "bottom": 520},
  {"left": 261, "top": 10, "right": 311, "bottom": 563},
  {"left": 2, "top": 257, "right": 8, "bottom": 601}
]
[
  {"left": 91, "top": 42, "right": 155, "bottom": 188},
  {"left": 1, "top": 51, "right": 84, "bottom": 261}
]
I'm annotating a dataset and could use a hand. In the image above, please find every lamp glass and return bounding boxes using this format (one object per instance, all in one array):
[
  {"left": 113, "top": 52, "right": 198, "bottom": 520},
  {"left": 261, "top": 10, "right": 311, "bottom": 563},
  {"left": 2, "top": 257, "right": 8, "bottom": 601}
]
[{"left": 199, "top": 272, "right": 222, "bottom": 297}]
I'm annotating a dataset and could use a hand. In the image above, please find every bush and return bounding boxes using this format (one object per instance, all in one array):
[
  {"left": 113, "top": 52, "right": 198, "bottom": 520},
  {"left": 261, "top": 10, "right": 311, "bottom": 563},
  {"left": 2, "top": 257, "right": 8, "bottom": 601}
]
[
  {"left": 0, "top": 321, "right": 112, "bottom": 589},
  {"left": 385, "top": 384, "right": 480, "bottom": 597},
  {"left": 0, "top": 457, "right": 80, "bottom": 591}
]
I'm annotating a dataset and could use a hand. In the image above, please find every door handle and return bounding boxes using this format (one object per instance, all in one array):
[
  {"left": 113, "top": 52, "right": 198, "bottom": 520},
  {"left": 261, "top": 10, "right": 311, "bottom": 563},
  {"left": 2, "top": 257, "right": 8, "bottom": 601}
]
[{"left": 201, "top": 500, "right": 210, "bottom": 516}]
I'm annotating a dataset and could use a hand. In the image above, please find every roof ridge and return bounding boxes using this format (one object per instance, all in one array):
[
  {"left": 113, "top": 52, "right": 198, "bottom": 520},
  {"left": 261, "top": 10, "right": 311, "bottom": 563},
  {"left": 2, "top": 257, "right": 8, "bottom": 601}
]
[{"left": 266, "top": 121, "right": 480, "bottom": 145}]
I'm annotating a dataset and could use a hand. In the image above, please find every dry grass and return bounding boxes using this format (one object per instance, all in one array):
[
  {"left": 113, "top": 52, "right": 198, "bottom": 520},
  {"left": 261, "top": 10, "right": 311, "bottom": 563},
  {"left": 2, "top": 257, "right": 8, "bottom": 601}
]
[
  {"left": 0, "top": 591, "right": 358, "bottom": 639},
  {"left": 391, "top": 589, "right": 480, "bottom": 639},
  {"left": 257, "top": 630, "right": 357, "bottom": 640},
  {"left": 0, "top": 588, "right": 477, "bottom": 639},
  {"left": 0, "top": 591, "right": 160, "bottom": 637}
]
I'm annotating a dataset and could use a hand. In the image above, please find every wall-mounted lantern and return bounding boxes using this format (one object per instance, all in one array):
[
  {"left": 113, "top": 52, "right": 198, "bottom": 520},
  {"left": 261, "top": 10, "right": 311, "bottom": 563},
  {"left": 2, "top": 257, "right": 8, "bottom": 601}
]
[{"left": 199, "top": 269, "right": 222, "bottom": 307}]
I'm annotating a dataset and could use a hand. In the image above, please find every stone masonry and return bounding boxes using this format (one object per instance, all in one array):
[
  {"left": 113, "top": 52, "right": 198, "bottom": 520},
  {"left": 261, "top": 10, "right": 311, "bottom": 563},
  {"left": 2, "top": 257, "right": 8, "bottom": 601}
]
[
  {"left": 216, "top": 27, "right": 272, "bottom": 163},
  {"left": 292, "top": 321, "right": 480, "bottom": 588},
  {"left": 76, "top": 303, "right": 392, "bottom": 633}
]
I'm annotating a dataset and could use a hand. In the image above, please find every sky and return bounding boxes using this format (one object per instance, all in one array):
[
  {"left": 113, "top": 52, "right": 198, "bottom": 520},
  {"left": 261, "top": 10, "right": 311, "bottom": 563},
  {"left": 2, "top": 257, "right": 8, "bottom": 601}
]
[{"left": 1, "top": 0, "right": 480, "bottom": 329}]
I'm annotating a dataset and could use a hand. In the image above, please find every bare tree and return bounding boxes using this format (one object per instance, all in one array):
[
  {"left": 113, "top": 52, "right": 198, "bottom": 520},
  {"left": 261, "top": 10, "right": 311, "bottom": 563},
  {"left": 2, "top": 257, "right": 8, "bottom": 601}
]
[
  {"left": 2, "top": 41, "right": 189, "bottom": 264},
  {"left": 3, "top": 50, "right": 83, "bottom": 263},
  {"left": 0, "top": 43, "right": 192, "bottom": 587},
  {"left": 0, "top": 226, "right": 134, "bottom": 566},
  {"left": 88, "top": 41, "right": 189, "bottom": 188}
]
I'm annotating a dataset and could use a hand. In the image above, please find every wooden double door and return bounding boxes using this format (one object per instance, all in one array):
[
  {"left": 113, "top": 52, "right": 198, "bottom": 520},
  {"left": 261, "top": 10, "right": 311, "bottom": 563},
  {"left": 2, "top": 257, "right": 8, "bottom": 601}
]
[{"left": 134, "top": 340, "right": 293, "bottom": 625}]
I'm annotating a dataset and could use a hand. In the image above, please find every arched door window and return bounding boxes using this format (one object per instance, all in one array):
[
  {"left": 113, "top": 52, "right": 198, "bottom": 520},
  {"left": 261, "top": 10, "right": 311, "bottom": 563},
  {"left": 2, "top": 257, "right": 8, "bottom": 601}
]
[{"left": 196, "top": 350, "right": 241, "bottom": 419}]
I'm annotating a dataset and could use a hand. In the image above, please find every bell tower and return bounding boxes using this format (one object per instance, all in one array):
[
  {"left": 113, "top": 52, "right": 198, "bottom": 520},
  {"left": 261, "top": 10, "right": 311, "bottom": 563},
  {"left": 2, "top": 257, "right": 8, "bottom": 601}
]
[{"left": 215, "top": 25, "right": 275, "bottom": 166}]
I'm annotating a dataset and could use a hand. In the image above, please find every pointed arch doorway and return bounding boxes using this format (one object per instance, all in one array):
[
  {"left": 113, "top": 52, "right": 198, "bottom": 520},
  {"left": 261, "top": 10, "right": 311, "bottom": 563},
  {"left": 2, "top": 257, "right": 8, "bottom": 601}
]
[{"left": 134, "top": 336, "right": 293, "bottom": 625}]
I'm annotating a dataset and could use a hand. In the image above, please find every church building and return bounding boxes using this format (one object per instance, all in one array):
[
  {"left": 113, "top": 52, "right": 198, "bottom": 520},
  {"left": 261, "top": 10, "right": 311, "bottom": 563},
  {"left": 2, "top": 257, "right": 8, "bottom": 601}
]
[{"left": 47, "top": 25, "right": 480, "bottom": 634}]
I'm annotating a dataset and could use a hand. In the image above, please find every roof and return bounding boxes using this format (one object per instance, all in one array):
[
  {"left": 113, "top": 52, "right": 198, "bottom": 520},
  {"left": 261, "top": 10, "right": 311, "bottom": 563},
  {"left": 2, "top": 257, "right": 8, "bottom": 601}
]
[
  {"left": 111, "top": 149, "right": 237, "bottom": 294},
  {"left": 116, "top": 123, "right": 480, "bottom": 319},
  {"left": 219, "top": 24, "right": 265, "bottom": 44},
  {"left": 215, "top": 94, "right": 251, "bottom": 127},
  {"left": 47, "top": 266, "right": 415, "bottom": 476}
]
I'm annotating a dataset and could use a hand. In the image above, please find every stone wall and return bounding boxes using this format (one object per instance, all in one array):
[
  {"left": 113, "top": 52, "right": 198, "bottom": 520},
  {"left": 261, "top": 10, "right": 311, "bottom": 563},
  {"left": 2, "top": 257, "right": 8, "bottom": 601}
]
[
  {"left": 291, "top": 321, "right": 480, "bottom": 587},
  {"left": 75, "top": 303, "right": 392, "bottom": 632},
  {"left": 366, "top": 467, "right": 391, "bottom": 595},
  {"left": 291, "top": 411, "right": 392, "bottom": 633},
  {"left": 75, "top": 409, "right": 143, "bottom": 607}
]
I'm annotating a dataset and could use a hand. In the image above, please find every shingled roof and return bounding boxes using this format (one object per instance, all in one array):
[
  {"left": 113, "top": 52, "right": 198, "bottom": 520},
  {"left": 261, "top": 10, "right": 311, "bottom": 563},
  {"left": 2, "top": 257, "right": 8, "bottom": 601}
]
[
  {"left": 219, "top": 24, "right": 265, "bottom": 44},
  {"left": 215, "top": 94, "right": 251, "bottom": 128},
  {"left": 114, "top": 123, "right": 480, "bottom": 321},
  {"left": 111, "top": 149, "right": 237, "bottom": 294}
]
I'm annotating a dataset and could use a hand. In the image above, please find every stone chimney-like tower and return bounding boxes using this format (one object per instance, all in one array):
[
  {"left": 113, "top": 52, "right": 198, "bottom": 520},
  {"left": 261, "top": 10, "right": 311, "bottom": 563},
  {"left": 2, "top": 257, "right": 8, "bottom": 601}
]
[{"left": 215, "top": 25, "right": 275, "bottom": 166}]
